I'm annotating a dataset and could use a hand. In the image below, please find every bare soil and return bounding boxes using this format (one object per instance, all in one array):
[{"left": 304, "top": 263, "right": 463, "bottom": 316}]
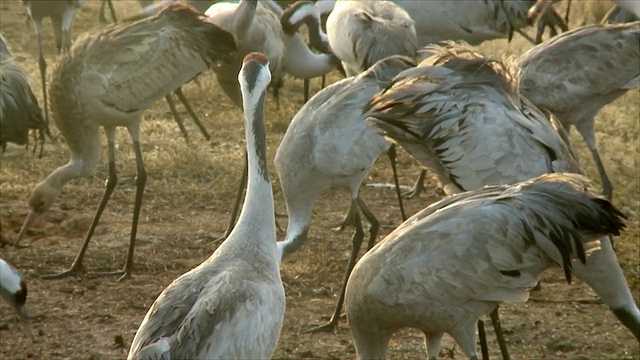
[{"left": 1, "top": 1, "right": 638, "bottom": 359}]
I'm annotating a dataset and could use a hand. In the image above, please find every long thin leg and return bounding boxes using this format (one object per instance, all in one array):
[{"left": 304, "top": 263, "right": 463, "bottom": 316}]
[
  {"left": 386, "top": 144, "right": 407, "bottom": 221},
  {"left": 98, "top": 1, "right": 108, "bottom": 24},
  {"left": 174, "top": 87, "right": 211, "bottom": 141},
  {"left": 216, "top": 151, "right": 248, "bottom": 241},
  {"left": 165, "top": 94, "right": 190, "bottom": 141},
  {"left": 94, "top": 139, "right": 147, "bottom": 280},
  {"left": 574, "top": 117, "right": 613, "bottom": 199},
  {"left": 308, "top": 198, "right": 365, "bottom": 333},
  {"left": 357, "top": 197, "right": 379, "bottom": 251},
  {"left": 477, "top": 320, "right": 489, "bottom": 360},
  {"left": 303, "top": 78, "right": 310, "bottom": 103},
  {"left": 106, "top": 0, "right": 118, "bottom": 23},
  {"left": 42, "top": 132, "right": 119, "bottom": 279},
  {"left": 403, "top": 169, "right": 427, "bottom": 199},
  {"left": 34, "top": 22, "right": 49, "bottom": 128},
  {"left": 490, "top": 308, "right": 510, "bottom": 360}
]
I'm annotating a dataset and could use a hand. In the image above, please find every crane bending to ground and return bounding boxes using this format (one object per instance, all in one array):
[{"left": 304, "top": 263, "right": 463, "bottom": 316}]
[
  {"left": 14, "top": 4, "right": 236, "bottom": 281},
  {"left": 518, "top": 21, "right": 640, "bottom": 199},
  {"left": 346, "top": 173, "right": 638, "bottom": 359}
]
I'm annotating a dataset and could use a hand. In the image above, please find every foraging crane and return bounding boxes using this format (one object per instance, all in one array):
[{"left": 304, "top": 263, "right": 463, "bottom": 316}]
[
  {"left": 517, "top": 22, "right": 640, "bottom": 199},
  {"left": 364, "top": 42, "right": 583, "bottom": 357},
  {"left": 365, "top": 43, "right": 582, "bottom": 197},
  {"left": 0, "top": 258, "right": 29, "bottom": 320},
  {"left": 205, "top": 0, "right": 287, "bottom": 106},
  {"left": 22, "top": 0, "right": 87, "bottom": 128},
  {"left": 279, "top": 1, "right": 335, "bottom": 102},
  {"left": 128, "top": 52, "right": 285, "bottom": 360},
  {"left": 275, "top": 55, "right": 415, "bottom": 333},
  {"left": 345, "top": 173, "right": 638, "bottom": 359},
  {"left": 326, "top": 1, "right": 418, "bottom": 78},
  {"left": 0, "top": 33, "right": 49, "bottom": 157},
  {"left": 14, "top": 5, "right": 236, "bottom": 281}
]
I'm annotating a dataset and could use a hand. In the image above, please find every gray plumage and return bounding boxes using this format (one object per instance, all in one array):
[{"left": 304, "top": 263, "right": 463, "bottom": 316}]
[
  {"left": 0, "top": 34, "right": 48, "bottom": 156},
  {"left": 326, "top": 0, "right": 418, "bottom": 77},
  {"left": 15, "top": 5, "right": 236, "bottom": 279},
  {"left": 22, "top": 0, "right": 86, "bottom": 128},
  {"left": 518, "top": 21, "right": 640, "bottom": 199},
  {"left": 128, "top": 53, "right": 284, "bottom": 360},
  {"left": 365, "top": 43, "right": 582, "bottom": 196},
  {"left": 275, "top": 55, "right": 415, "bottom": 331},
  {"left": 346, "top": 173, "right": 637, "bottom": 359},
  {"left": 602, "top": 5, "right": 639, "bottom": 24}
]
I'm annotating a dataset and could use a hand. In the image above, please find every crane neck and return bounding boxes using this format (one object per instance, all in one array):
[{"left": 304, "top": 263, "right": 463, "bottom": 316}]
[
  {"left": 283, "top": 34, "right": 338, "bottom": 78},
  {"left": 234, "top": 0, "right": 258, "bottom": 39},
  {"left": 231, "top": 82, "right": 276, "bottom": 250}
]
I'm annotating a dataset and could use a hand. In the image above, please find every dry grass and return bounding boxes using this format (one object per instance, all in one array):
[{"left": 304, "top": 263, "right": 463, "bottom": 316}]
[{"left": 0, "top": 1, "right": 638, "bottom": 359}]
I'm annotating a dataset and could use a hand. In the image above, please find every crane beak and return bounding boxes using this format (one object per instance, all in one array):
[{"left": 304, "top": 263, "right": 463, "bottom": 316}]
[{"left": 14, "top": 210, "right": 38, "bottom": 247}]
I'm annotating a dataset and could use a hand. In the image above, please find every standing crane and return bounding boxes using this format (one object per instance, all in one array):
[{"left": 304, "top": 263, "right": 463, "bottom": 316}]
[
  {"left": 14, "top": 4, "right": 236, "bottom": 281},
  {"left": 0, "top": 33, "right": 49, "bottom": 156},
  {"left": 345, "top": 173, "right": 638, "bottom": 359},
  {"left": 517, "top": 21, "right": 640, "bottom": 199},
  {"left": 127, "top": 52, "right": 285, "bottom": 360},
  {"left": 206, "top": 0, "right": 341, "bottom": 242},
  {"left": 22, "top": 0, "right": 88, "bottom": 129},
  {"left": 364, "top": 42, "right": 584, "bottom": 358},
  {"left": 326, "top": 0, "right": 418, "bottom": 78},
  {"left": 275, "top": 55, "right": 415, "bottom": 333}
]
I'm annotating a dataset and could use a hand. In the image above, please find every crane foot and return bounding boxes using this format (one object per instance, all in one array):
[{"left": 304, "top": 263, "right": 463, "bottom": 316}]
[
  {"left": 91, "top": 268, "right": 131, "bottom": 282},
  {"left": 41, "top": 263, "right": 85, "bottom": 279},
  {"left": 305, "top": 319, "right": 340, "bottom": 334}
]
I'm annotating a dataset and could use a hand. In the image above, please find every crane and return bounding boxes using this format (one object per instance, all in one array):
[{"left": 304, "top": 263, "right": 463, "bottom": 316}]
[
  {"left": 0, "top": 33, "right": 50, "bottom": 156},
  {"left": 206, "top": 0, "right": 340, "bottom": 242},
  {"left": 517, "top": 21, "right": 640, "bottom": 199},
  {"left": 275, "top": 55, "right": 415, "bottom": 333},
  {"left": 14, "top": 4, "right": 236, "bottom": 281},
  {"left": 364, "top": 42, "right": 584, "bottom": 358},
  {"left": 326, "top": 0, "right": 418, "bottom": 78},
  {"left": 345, "top": 173, "right": 637, "bottom": 359},
  {"left": 22, "top": 0, "right": 87, "bottom": 129},
  {"left": 127, "top": 52, "right": 285, "bottom": 360}
]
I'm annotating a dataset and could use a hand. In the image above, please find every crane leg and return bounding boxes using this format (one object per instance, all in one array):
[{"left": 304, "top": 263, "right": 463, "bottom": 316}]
[
  {"left": 308, "top": 198, "right": 366, "bottom": 333},
  {"left": 490, "top": 307, "right": 511, "bottom": 360},
  {"left": 303, "top": 78, "right": 310, "bottom": 103},
  {"left": 174, "top": 87, "right": 211, "bottom": 141},
  {"left": 93, "top": 139, "right": 147, "bottom": 280},
  {"left": 403, "top": 169, "right": 427, "bottom": 199},
  {"left": 215, "top": 151, "right": 248, "bottom": 242},
  {"left": 35, "top": 26, "right": 50, "bottom": 129},
  {"left": 477, "top": 319, "right": 489, "bottom": 360},
  {"left": 165, "top": 94, "right": 190, "bottom": 141},
  {"left": 42, "top": 135, "right": 120, "bottom": 279},
  {"left": 574, "top": 118, "right": 612, "bottom": 199},
  {"left": 387, "top": 144, "right": 407, "bottom": 221},
  {"left": 98, "top": 1, "right": 107, "bottom": 24},
  {"left": 106, "top": 0, "right": 118, "bottom": 23}
]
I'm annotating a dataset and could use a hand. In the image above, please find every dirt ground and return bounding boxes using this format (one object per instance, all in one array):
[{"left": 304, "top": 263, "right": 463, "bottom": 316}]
[{"left": 0, "top": 1, "right": 638, "bottom": 359}]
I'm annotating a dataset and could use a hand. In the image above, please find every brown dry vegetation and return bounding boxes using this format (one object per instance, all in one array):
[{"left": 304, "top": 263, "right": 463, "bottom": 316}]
[{"left": 0, "top": 1, "right": 638, "bottom": 359}]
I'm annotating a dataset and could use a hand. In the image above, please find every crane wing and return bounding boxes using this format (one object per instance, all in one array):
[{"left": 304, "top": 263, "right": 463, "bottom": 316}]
[{"left": 74, "top": 5, "right": 235, "bottom": 114}]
